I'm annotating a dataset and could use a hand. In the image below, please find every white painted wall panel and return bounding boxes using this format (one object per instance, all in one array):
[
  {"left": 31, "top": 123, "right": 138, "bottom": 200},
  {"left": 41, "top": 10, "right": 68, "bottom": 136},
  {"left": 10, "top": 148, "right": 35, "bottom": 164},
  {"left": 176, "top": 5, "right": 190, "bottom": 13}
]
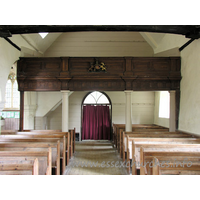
[
  {"left": 44, "top": 32, "right": 153, "bottom": 57},
  {"left": 35, "top": 91, "right": 155, "bottom": 135}
]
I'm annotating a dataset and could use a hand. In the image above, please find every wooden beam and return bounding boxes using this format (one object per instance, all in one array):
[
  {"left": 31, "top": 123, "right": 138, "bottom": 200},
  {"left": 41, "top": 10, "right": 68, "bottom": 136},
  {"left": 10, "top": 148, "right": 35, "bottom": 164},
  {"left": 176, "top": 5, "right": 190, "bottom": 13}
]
[
  {"left": 4, "top": 37, "right": 21, "bottom": 51},
  {"left": 19, "top": 91, "right": 24, "bottom": 131},
  {"left": 1, "top": 25, "right": 200, "bottom": 39}
]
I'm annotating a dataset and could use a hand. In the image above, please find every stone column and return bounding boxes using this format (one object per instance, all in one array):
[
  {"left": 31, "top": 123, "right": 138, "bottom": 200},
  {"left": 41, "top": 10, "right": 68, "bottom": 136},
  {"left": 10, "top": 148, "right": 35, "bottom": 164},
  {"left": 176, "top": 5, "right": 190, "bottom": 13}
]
[
  {"left": 169, "top": 90, "right": 176, "bottom": 132},
  {"left": 125, "top": 90, "right": 132, "bottom": 132},
  {"left": 61, "top": 90, "right": 70, "bottom": 132}
]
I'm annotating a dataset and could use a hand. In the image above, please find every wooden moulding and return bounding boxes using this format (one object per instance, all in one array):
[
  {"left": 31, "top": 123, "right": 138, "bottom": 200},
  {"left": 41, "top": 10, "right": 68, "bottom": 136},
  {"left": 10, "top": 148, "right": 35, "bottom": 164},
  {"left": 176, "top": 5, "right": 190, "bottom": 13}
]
[{"left": 17, "top": 57, "right": 181, "bottom": 92}]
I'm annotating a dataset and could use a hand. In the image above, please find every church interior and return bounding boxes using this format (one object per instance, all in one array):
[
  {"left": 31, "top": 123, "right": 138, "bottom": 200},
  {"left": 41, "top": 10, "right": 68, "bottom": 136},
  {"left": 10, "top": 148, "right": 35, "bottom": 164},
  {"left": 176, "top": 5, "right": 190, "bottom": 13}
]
[{"left": 0, "top": 25, "right": 200, "bottom": 179}]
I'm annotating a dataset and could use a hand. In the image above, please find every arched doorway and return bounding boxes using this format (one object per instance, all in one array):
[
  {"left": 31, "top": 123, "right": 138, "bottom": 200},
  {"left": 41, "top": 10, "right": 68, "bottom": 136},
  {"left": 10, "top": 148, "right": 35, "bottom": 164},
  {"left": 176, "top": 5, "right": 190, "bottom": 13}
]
[{"left": 81, "top": 91, "right": 112, "bottom": 140}]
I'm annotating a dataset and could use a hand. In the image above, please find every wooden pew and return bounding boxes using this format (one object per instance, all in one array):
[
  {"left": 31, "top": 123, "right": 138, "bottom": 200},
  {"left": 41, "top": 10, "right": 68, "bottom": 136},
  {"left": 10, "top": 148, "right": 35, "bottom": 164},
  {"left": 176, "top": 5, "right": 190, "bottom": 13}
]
[
  {"left": 69, "top": 128, "right": 76, "bottom": 157},
  {"left": 1, "top": 130, "right": 17, "bottom": 134},
  {"left": 15, "top": 130, "right": 69, "bottom": 163},
  {"left": 18, "top": 132, "right": 70, "bottom": 167},
  {"left": 122, "top": 131, "right": 194, "bottom": 162},
  {"left": 119, "top": 126, "right": 169, "bottom": 154},
  {"left": 0, "top": 158, "right": 39, "bottom": 175},
  {"left": 0, "top": 141, "right": 60, "bottom": 175},
  {"left": 21, "top": 129, "right": 76, "bottom": 158},
  {"left": 127, "top": 136, "right": 200, "bottom": 174},
  {"left": 112, "top": 123, "right": 168, "bottom": 151},
  {"left": 73, "top": 128, "right": 76, "bottom": 153},
  {"left": 0, "top": 148, "right": 52, "bottom": 175},
  {"left": 131, "top": 140, "right": 200, "bottom": 175},
  {"left": 152, "top": 157, "right": 200, "bottom": 175},
  {"left": 30, "top": 130, "right": 62, "bottom": 132},
  {"left": 0, "top": 134, "right": 69, "bottom": 174},
  {"left": 140, "top": 147, "right": 200, "bottom": 175},
  {"left": 0, "top": 138, "right": 63, "bottom": 172}
]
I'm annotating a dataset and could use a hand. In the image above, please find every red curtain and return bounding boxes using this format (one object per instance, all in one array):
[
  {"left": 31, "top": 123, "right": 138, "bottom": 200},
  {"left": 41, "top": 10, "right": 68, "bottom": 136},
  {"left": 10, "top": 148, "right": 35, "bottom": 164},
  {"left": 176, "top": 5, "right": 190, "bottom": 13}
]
[{"left": 82, "top": 105, "right": 111, "bottom": 140}]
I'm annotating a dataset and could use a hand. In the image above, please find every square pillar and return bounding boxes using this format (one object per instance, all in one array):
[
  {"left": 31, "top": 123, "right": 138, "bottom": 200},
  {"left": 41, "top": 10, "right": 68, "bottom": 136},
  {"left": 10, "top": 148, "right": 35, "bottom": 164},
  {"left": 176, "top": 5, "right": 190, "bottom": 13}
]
[
  {"left": 124, "top": 90, "right": 132, "bottom": 132},
  {"left": 169, "top": 90, "right": 176, "bottom": 132},
  {"left": 61, "top": 90, "right": 70, "bottom": 132}
]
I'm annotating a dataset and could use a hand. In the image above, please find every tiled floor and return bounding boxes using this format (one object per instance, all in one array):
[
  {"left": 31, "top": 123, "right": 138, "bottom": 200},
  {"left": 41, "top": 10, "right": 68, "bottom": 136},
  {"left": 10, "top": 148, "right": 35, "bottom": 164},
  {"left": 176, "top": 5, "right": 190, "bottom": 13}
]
[{"left": 64, "top": 140, "right": 128, "bottom": 175}]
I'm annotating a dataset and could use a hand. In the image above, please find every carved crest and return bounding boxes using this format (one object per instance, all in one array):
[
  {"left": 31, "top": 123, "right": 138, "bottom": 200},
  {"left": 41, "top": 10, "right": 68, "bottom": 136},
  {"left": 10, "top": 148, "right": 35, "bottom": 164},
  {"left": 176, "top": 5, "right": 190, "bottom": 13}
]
[{"left": 88, "top": 59, "right": 107, "bottom": 72}]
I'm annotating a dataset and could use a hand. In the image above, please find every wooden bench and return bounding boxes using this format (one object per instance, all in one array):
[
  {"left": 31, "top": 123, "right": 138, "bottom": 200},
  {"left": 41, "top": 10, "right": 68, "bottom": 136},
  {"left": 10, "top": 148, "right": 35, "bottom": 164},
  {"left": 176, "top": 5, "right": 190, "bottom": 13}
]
[
  {"left": 0, "top": 148, "right": 52, "bottom": 175},
  {"left": 112, "top": 123, "right": 168, "bottom": 151},
  {"left": 115, "top": 124, "right": 168, "bottom": 152},
  {"left": 0, "top": 158, "right": 39, "bottom": 175},
  {"left": 16, "top": 131, "right": 71, "bottom": 162},
  {"left": 152, "top": 157, "right": 200, "bottom": 175},
  {"left": 29, "top": 130, "right": 62, "bottom": 132},
  {"left": 131, "top": 140, "right": 200, "bottom": 175},
  {"left": 0, "top": 134, "right": 69, "bottom": 174},
  {"left": 120, "top": 130, "right": 183, "bottom": 158},
  {"left": 25, "top": 129, "right": 76, "bottom": 158},
  {"left": 140, "top": 147, "right": 200, "bottom": 175},
  {"left": 0, "top": 141, "right": 60, "bottom": 175},
  {"left": 69, "top": 128, "right": 76, "bottom": 158},
  {"left": 122, "top": 131, "right": 194, "bottom": 162},
  {"left": 125, "top": 136, "right": 200, "bottom": 174}
]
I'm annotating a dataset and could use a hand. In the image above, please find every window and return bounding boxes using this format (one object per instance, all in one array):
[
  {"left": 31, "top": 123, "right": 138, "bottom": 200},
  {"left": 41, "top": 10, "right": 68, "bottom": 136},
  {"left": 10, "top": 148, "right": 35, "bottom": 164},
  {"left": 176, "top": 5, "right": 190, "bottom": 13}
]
[
  {"left": 39, "top": 32, "right": 48, "bottom": 39},
  {"left": 4, "top": 73, "right": 20, "bottom": 109},
  {"left": 83, "top": 91, "right": 110, "bottom": 104},
  {"left": 159, "top": 91, "right": 169, "bottom": 118}
]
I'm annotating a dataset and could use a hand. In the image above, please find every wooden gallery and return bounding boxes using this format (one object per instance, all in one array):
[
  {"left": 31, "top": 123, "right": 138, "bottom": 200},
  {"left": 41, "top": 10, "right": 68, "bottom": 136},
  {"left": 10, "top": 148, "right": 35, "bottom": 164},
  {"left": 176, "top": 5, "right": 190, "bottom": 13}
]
[{"left": 0, "top": 25, "right": 200, "bottom": 175}]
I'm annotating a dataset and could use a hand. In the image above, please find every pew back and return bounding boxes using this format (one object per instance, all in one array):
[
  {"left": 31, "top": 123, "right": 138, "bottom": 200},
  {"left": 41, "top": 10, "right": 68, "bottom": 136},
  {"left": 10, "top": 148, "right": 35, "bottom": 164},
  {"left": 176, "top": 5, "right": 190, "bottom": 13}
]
[
  {"left": 0, "top": 158, "right": 39, "bottom": 175},
  {"left": 0, "top": 148, "right": 51, "bottom": 175},
  {"left": 0, "top": 141, "right": 60, "bottom": 175},
  {"left": 0, "top": 134, "right": 67, "bottom": 174},
  {"left": 140, "top": 147, "right": 200, "bottom": 175}
]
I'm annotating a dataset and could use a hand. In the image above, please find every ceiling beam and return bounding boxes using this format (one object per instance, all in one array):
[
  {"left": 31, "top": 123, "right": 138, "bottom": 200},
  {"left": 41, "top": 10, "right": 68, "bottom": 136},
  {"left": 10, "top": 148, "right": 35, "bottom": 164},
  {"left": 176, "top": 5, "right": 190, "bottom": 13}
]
[
  {"left": 1, "top": 25, "right": 200, "bottom": 39},
  {"left": 179, "top": 38, "right": 196, "bottom": 51}
]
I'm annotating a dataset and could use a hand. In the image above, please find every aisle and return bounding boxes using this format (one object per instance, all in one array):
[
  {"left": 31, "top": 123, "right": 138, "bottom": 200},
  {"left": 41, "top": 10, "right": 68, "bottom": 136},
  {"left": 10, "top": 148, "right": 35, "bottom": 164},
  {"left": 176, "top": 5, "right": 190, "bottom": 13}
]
[{"left": 64, "top": 140, "right": 128, "bottom": 175}]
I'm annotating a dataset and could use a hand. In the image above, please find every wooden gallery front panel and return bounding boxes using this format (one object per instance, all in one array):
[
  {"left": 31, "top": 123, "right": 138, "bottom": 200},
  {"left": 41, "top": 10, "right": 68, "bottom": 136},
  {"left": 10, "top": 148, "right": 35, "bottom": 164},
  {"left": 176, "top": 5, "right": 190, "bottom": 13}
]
[{"left": 17, "top": 57, "right": 181, "bottom": 129}]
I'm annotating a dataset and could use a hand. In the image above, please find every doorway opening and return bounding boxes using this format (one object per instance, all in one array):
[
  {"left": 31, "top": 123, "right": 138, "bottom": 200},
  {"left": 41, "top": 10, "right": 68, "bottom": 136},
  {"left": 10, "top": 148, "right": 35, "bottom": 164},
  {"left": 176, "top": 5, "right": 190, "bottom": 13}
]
[{"left": 81, "top": 91, "right": 112, "bottom": 140}]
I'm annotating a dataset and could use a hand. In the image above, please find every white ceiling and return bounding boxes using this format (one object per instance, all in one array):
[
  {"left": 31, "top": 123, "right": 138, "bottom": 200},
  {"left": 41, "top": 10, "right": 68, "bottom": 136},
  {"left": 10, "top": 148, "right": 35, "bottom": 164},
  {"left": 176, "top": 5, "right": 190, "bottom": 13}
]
[{"left": 12, "top": 31, "right": 177, "bottom": 56}]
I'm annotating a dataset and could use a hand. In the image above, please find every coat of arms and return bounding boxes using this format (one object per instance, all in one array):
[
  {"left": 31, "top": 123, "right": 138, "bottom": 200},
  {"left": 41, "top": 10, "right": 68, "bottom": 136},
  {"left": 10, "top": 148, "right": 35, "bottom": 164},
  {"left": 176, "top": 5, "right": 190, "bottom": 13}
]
[{"left": 88, "top": 59, "right": 107, "bottom": 72}]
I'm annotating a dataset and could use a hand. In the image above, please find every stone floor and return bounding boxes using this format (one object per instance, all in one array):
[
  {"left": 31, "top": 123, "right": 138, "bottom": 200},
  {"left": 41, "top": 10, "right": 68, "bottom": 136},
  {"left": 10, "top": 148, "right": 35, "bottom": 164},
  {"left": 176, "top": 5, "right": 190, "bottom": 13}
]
[{"left": 64, "top": 140, "right": 128, "bottom": 175}]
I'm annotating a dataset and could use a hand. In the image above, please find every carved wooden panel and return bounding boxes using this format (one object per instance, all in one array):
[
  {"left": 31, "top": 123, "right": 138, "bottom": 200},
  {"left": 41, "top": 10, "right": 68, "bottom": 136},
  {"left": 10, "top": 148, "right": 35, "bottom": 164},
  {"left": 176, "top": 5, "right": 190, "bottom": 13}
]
[
  {"left": 17, "top": 57, "right": 181, "bottom": 92},
  {"left": 18, "top": 58, "right": 61, "bottom": 77},
  {"left": 132, "top": 58, "right": 173, "bottom": 77},
  {"left": 69, "top": 57, "right": 125, "bottom": 76},
  {"left": 68, "top": 79, "right": 125, "bottom": 91},
  {"left": 21, "top": 80, "right": 61, "bottom": 91}
]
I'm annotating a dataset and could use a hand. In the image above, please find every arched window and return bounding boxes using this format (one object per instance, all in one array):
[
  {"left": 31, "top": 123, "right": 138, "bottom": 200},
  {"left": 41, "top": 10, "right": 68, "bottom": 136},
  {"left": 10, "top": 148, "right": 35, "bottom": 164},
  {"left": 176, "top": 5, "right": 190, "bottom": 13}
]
[
  {"left": 4, "top": 72, "right": 20, "bottom": 109},
  {"left": 82, "top": 91, "right": 112, "bottom": 140},
  {"left": 83, "top": 91, "right": 110, "bottom": 104}
]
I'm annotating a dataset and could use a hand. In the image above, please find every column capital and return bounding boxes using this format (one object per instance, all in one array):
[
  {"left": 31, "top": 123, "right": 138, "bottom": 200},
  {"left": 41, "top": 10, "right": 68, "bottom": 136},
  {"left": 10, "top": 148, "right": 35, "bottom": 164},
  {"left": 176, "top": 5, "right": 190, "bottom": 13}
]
[
  {"left": 124, "top": 90, "right": 133, "bottom": 93},
  {"left": 169, "top": 90, "right": 176, "bottom": 94},
  {"left": 61, "top": 90, "right": 70, "bottom": 93}
]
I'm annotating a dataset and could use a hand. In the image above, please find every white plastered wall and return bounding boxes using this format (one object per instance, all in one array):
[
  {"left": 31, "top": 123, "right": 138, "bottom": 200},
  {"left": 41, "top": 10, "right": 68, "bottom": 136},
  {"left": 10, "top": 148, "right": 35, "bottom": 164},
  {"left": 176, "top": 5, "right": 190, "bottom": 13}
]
[
  {"left": 44, "top": 32, "right": 154, "bottom": 57},
  {"left": 152, "top": 34, "right": 200, "bottom": 135},
  {"left": 36, "top": 91, "right": 155, "bottom": 138},
  {"left": 0, "top": 38, "right": 21, "bottom": 107},
  {"left": 178, "top": 39, "right": 200, "bottom": 135}
]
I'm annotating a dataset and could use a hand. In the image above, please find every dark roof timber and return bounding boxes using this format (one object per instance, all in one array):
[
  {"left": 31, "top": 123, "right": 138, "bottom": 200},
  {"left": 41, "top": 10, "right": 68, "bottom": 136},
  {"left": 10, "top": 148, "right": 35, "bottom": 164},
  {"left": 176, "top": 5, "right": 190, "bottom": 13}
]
[{"left": 0, "top": 25, "right": 200, "bottom": 39}]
